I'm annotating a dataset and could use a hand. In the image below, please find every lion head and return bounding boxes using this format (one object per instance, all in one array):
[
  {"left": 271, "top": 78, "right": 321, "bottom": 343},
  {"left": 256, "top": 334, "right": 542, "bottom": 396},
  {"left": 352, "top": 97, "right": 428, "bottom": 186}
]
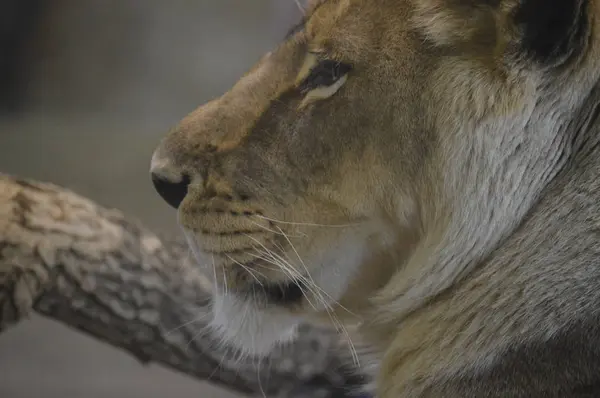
[{"left": 150, "top": 0, "right": 600, "bottom": 382}]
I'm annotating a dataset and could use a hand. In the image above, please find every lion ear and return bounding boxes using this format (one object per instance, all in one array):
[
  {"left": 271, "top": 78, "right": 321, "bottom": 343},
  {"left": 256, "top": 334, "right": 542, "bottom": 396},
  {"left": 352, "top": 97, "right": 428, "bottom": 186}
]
[{"left": 512, "top": 0, "right": 590, "bottom": 65}]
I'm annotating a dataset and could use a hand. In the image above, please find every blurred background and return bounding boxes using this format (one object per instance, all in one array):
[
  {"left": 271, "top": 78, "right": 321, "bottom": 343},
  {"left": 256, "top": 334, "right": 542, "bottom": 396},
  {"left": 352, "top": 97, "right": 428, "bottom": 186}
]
[{"left": 0, "top": 1, "right": 304, "bottom": 397}]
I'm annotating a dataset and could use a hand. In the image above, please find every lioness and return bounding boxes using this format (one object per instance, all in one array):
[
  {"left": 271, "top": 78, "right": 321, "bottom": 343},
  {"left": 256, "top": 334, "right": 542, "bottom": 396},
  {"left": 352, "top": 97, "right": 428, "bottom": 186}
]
[{"left": 150, "top": 0, "right": 600, "bottom": 396}]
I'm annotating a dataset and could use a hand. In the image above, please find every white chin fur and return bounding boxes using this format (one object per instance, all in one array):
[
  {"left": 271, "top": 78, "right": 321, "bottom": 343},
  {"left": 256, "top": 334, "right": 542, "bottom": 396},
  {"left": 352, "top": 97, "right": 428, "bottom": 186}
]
[
  {"left": 183, "top": 220, "right": 390, "bottom": 356},
  {"left": 206, "top": 230, "right": 377, "bottom": 356},
  {"left": 209, "top": 292, "right": 300, "bottom": 356}
]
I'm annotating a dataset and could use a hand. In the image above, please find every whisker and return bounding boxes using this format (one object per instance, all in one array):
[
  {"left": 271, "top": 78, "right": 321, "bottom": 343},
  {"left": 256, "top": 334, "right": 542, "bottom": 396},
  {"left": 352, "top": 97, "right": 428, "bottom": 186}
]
[
  {"left": 247, "top": 245, "right": 313, "bottom": 294},
  {"left": 251, "top": 248, "right": 325, "bottom": 312},
  {"left": 165, "top": 312, "right": 212, "bottom": 335},
  {"left": 268, "top": 230, "right": 361, "bottom": 366},
  {"left": 224, "top": 253, "right": 265, "bottom": 286},
  {"left": 184, "top": 323, "right": 214, "bottom": 352},
  {"left": 222, "top": 271, "right": 228, "bottom": 296},
  {"left": 254, "top": 214, "right": 360, "bottom": 228},
  {"left": 211, "top": 255, "right": 228, "bottom": 297},
  {"left": 269, "top": 237, "right": 332, "bottom": 310},
  {"left": 248, "top": 219, "right": 307, "bottom": 238},
  {"left": 250, "top": 249, "right": 320, "bottom": 311},
  {"left": 273, "top": 227, "right": 324, "bottom": 297},
  {"left": 329, "top": 310, "right": 361, "bottom": 367},
  {"left": 211, "top": 254, "right": 220, "bottom": 296},
  {"left": 240, "top": 234, "right": 360, "bottom": 365},
  {"left": 212, "top": 227, "right": 324, "bottom": 311},
  {"left": 207, "top": 343, "right": 232, "bottom": 382},
  {"left": 182, "top": 228, "right": 211, "bottom": 272},
  {"left": 248, "top": 245, "right": 311, "bottom": 290},
  {"left": 272, "top": 232, "right": 358, "bottom": 317},
  {"left": 256, "top": 354, "right": 267, "bottom": 398}
]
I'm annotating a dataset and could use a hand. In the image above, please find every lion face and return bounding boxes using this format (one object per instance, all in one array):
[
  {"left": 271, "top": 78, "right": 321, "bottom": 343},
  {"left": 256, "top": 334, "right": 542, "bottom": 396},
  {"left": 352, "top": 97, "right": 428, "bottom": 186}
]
[{"left": 150, "top": 0, "right": 596, "bottom": 357}]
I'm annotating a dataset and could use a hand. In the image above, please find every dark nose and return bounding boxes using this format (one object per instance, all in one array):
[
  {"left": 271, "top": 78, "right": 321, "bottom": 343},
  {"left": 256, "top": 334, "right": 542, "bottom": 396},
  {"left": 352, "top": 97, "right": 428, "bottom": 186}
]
[{"left": 151, "top": 173, "right": 191, "bottom": 209}]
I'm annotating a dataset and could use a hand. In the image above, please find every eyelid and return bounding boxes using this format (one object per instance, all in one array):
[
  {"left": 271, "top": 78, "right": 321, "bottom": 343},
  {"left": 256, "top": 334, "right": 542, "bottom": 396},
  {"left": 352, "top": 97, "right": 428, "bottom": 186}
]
[
  {"left": 298, "top": 74, "right": 348, "bottom": 110},
  {"left": 294, "top": 49, "right": 353, "bottom": 101},
  {"left": 299, "top": 59, "right": 352, "bottom": 91},
  {"left": 295, "top": 53, "right": 320, "bottom": 86}
]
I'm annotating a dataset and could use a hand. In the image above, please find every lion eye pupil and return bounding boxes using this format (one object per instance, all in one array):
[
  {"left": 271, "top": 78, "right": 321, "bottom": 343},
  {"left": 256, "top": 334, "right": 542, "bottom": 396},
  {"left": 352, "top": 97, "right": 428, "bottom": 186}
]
[{"left": 299, "top": 60, "right": 352, "bottom": 93}]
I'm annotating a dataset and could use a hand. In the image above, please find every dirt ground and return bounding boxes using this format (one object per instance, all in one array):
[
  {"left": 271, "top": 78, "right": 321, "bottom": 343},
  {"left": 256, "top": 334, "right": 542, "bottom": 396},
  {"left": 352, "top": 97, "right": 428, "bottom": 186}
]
[{"left": 0, "top": 1, "right": 302, "bottom": 397}]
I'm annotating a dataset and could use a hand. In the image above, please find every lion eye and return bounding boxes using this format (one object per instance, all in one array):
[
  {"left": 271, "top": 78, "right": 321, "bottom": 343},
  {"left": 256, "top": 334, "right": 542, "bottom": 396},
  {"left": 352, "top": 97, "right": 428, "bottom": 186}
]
[{"left": 298, "top": 60, "right": 352, "bottom": 93}]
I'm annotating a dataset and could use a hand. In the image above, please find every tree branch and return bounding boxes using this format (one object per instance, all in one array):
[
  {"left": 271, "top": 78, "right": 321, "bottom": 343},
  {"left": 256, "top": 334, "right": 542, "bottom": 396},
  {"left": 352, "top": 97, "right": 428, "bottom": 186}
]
[{"left": 0, "top": 173, "right": 357, "bottom": 398}]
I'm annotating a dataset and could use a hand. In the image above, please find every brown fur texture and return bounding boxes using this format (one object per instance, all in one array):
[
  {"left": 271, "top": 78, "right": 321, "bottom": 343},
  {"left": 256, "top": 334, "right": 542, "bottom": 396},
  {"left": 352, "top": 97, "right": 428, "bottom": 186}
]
[{"left": 151, "top": 0, "right": 600, "bottom": 396}]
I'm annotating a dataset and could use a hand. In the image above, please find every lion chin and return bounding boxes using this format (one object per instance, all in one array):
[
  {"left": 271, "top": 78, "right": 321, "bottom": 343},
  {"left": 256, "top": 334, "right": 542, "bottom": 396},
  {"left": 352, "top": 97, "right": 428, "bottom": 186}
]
[
  {"left": 210, "top": 292, "right": 300, "bottom": 356},
  {"left": 181, "top": 220, "right": 384, "bottom": 357},
  {"left": 183, "top": 228, "right": 301, "bottom": 356},
  {"left": 150, "top": 0, "right": 600, "bottom": 396}
]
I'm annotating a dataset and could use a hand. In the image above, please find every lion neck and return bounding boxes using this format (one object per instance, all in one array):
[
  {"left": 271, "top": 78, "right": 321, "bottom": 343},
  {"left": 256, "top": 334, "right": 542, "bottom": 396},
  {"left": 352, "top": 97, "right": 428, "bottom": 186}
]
[
  {"left": 345, "top": 79, "right": 600, "bottom": 393},
  {"left": 364, "top": 67, "right": 600, "bottom": 335}
]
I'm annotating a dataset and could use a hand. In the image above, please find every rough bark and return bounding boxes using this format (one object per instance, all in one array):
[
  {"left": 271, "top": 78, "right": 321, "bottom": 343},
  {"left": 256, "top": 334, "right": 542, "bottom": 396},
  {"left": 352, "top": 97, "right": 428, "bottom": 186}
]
[{"left": 0, "top": 173, "right": 360, "bottom": 398}]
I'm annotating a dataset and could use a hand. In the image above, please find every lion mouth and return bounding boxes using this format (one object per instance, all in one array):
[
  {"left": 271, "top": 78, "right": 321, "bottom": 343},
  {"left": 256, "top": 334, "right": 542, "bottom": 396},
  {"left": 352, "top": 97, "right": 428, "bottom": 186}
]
[{"left": 259, "top": 280, "right": 305, "bottom": 305}]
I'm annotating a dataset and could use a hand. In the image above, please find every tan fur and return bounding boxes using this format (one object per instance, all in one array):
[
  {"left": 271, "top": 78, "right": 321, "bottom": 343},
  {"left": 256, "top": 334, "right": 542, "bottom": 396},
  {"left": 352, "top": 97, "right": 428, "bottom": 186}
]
[{"left": 151, "top": 0, "right": 600, "bottom": 396}]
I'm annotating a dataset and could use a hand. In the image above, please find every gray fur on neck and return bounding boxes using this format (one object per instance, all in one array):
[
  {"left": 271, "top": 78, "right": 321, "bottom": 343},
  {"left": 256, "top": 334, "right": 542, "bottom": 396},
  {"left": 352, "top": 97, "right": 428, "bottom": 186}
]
[{"left": 416, "top": 83, "right": 600, "bottom": 396}]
